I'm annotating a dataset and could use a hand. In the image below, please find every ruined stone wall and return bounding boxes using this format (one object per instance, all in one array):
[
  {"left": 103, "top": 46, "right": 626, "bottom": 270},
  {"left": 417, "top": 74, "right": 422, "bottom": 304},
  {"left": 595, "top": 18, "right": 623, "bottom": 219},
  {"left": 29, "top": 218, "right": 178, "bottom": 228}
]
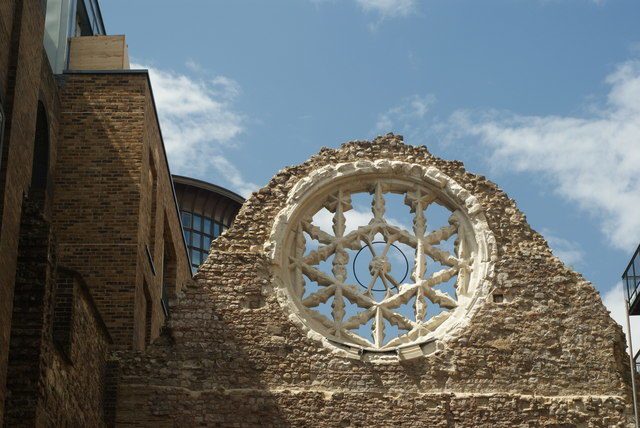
[{"left": 116, "top": 135, "right": 632, "bottom": 426}]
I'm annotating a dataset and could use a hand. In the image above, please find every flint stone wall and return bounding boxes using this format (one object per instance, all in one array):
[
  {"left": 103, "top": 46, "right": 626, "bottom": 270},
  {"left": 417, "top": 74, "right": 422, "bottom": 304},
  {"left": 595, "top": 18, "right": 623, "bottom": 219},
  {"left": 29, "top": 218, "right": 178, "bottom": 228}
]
[{"left": 115, "top": 135, "right": 633, "bottom": 427}]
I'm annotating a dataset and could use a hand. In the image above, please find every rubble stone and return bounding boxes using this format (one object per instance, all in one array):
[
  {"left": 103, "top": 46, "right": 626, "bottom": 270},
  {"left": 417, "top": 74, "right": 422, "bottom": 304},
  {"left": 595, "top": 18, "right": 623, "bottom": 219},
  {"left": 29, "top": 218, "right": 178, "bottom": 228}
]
[{"left": 115, "top": 135, "right": 633, "bottom": 426}]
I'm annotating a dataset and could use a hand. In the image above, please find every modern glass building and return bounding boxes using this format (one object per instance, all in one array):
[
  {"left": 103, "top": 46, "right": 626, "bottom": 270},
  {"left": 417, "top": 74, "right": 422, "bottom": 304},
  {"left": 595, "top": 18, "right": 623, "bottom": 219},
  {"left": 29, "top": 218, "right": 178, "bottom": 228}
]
[
  {"left": 172, "top": 175, "right": 244, "bottom": 273},
  {"left": 44, "top": 0, "right": 106, "bottom": 73}
]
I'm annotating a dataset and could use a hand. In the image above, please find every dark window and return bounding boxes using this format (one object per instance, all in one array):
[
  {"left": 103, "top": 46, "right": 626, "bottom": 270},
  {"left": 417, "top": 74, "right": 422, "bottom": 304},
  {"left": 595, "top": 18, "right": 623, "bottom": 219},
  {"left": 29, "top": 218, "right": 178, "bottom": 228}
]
[
  {"left": 52, "top": 269, "right": 75, "bottom": 359},
  {"left": 76, "top": 0, "right": 106, "bottom": 36},
  {"left": 162, "top": 220, "right": 177, "bottom": 317},
  {"left": 30, "top": 102, "right": 50, "bottom": 208},
  {"left": 74, "top": 0, "right": 105, "bottom": 36},
  {"left": 143, "top": 281, "right": 152, "bottom": 347},
  {"left": 0, "top": 98, "right": 5, "bottom": 173},
  {"left": 148, "top": 153, "right": 157, "bottom": 259}
]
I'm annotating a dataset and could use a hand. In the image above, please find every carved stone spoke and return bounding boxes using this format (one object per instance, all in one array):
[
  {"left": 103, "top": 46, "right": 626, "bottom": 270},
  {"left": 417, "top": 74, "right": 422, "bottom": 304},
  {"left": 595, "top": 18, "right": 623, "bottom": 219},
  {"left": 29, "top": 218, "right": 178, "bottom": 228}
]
[
  {"left": 302, "top": 220, "right": 335, "bottom": 245},
  {"left": 371, "top": 182, "right": 386, "bottom": 223}
]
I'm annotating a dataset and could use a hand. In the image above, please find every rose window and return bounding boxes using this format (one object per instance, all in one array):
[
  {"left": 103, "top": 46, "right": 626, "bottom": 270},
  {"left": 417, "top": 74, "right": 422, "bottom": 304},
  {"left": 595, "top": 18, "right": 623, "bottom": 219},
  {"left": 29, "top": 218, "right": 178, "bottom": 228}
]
[{"left": 269, "top": 161, "right": 494, "bottom": 359}]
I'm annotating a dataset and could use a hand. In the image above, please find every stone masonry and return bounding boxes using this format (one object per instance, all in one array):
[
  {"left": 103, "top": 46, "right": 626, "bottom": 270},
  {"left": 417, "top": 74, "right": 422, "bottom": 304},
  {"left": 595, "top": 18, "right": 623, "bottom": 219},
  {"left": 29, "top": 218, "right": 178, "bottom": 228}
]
[{"left": 114, "top": 134, "right": 634, "bottom": 427}]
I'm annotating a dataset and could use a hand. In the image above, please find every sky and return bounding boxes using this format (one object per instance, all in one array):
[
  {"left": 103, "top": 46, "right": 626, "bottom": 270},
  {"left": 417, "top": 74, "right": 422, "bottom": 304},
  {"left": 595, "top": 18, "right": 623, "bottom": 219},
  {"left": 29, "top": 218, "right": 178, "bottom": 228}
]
[{"left": 101, "top": 0, "right": 640, "bottom": 345}]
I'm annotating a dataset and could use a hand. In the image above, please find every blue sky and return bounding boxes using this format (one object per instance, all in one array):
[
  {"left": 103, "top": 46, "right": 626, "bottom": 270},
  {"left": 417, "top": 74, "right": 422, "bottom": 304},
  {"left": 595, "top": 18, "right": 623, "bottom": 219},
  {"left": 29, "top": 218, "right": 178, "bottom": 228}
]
[{"left": 102, "top": 0, "right": 640, "bottom": 337}]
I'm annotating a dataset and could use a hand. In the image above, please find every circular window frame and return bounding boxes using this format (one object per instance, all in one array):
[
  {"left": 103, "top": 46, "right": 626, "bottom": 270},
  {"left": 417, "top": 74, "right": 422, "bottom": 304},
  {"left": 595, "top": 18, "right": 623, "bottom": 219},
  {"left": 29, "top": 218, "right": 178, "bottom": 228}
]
[{"left": 266, "top": 160, "right": 496, "bottom": 362}]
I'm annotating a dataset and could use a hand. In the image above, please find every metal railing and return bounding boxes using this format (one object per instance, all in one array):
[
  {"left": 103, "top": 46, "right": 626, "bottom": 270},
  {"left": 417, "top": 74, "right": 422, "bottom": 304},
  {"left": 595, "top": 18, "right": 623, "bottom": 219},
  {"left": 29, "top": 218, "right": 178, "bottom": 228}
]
[{"left": 624, "top": 243, "right": 640, "bottom": 314}]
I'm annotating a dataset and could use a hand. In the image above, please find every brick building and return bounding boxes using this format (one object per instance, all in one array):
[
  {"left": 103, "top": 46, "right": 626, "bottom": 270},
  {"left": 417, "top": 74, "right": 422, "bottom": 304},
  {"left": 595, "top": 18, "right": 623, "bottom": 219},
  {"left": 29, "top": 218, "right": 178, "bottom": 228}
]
[{"left": 0, "top": 0, "right": 191, "bottom": 424}]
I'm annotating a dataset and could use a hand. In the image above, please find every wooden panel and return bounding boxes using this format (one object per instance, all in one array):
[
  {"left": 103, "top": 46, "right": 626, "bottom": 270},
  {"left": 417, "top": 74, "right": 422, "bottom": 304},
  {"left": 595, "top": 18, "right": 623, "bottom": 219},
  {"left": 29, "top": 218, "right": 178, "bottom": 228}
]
[{"left": 68, "top": 35, "right": 130, "bottom": 70}]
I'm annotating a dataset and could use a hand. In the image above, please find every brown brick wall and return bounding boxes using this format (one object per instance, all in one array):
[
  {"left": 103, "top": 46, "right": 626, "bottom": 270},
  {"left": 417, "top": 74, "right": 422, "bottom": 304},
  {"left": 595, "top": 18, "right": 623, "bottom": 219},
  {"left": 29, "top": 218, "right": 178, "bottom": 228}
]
[
  {"left": 0, "top": 0, "right": 16, "bottom": 98},
  {"left": 54, "top": 73, "right": 144, "bottom": 349},
  {"left": 0, "top": 1, "right": 60, "bottom": 420},
  {"left": 4, "top": 199, "right": 55, "bottom": 425},
  {"left": 0, "top": 4, "right": 190, "bottom": 422},
  {"left": 4, "top": 201, "right": 111, "bottom": 427},
  {"left": 36, "top": 268, "right": 112, "bottom": 427},
  {"left": 55, "top": 72, "right": 190, "bottom": 351},
  {"left": 137, "top": 79, "right": 191, "bottom": 349}
]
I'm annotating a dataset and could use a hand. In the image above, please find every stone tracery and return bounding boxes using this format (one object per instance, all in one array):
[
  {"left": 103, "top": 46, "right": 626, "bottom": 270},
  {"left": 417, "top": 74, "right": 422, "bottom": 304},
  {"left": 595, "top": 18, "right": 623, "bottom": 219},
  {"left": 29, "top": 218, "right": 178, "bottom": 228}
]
[
  {"left": 289, "top": 181, "right": 471, "bottom": 351},
  {"left": 269, "top": 160, "right": 495, "bottom": 358}
]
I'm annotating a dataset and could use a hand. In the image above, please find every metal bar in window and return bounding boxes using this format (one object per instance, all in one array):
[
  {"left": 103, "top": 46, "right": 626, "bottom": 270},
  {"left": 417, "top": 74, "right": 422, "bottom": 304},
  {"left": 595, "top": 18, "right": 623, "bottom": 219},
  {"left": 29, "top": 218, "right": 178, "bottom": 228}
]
[
  {"left": 161, "top": 298, "right": 169, "bottom": 318},
  {"left": 0, "top": 102, "right": 4, "bottom": 173},
  {"left": 145, "top": 244, "right": 156, "bottom": 276}
]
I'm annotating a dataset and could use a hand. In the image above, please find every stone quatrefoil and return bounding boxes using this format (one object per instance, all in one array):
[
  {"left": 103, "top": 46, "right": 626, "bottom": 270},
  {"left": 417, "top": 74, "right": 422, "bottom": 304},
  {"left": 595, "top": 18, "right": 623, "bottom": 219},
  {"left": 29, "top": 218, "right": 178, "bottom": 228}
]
[{"left": 287, "top": 181, "right": 473, "bottom": 351}]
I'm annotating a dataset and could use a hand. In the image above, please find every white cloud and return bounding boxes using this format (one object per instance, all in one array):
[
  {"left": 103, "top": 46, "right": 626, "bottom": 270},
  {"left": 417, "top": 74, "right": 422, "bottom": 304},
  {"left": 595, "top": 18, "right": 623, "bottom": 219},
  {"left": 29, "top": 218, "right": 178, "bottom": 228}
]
[
  {"left": 355, "top": 0, "right": 417, "bottom": 18},
  {"left": 602, "top": 282, "right": 639, "bottom": 356},
  {"left": 315, "top": 0, "right": 604, "bottom": 21},
  {"left": 375, "top": 94, "right": 435, "bottom": 134},
  {"left": 133, "top": 62, "right": 258, "bottom": 197},
  {"left": 309, "top": 0, "right": 417, "bottom": 21},
  {"left": 314, "top": 208, "right": 376, "bottom": 235},
  {"left": 313, "top": 207, "right": 407, "bottom": 235},
  {"left": 451, "top": 59, "right": 640, "bottom": 251},
  {"left": 541, "top": 229, "right": 585, "bottom": 267}
]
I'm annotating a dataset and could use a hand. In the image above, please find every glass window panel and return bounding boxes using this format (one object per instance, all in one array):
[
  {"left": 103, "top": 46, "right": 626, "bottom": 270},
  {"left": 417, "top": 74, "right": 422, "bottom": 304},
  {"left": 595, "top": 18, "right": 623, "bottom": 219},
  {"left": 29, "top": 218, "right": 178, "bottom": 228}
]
[
  {"left": 204, "top": 218, "right": 212, "bottom": 234},
  {"left": 213, "top": 222, "right": 221, "bottom": 237},
  {"left": 200, "top": 250, "right": 207, "bottom": 263},
  {"left": 191, "top": 249, "right": 201, "bottom": 265},
  {"left": 192, "top": 232, "right": 203, "bottom": 249},
  {"left": 181, "top": 211, "right": 191, "bottom": 228},
  {"left": 184, "top": 231, "right": 191, "bottom": 245},
  {"left": 193, "top": 214, "right": 202, "bottom": 231},
  {"left": 203, "top": 236, "right": 212, "bottom": 250}
]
